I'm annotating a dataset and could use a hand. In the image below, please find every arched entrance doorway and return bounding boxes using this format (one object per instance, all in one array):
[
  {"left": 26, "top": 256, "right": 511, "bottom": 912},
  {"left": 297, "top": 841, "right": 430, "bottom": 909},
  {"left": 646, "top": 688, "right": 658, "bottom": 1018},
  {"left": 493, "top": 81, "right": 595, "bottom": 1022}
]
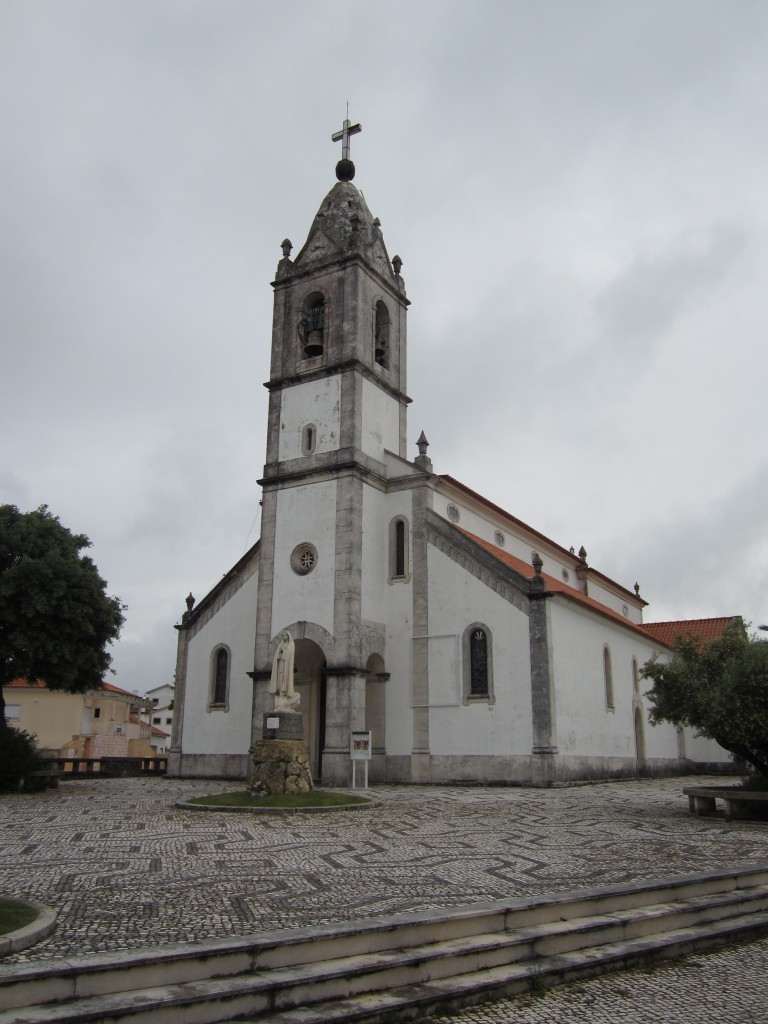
[{"left": 293, "top": 638, "right": 327, "bottom": 781}]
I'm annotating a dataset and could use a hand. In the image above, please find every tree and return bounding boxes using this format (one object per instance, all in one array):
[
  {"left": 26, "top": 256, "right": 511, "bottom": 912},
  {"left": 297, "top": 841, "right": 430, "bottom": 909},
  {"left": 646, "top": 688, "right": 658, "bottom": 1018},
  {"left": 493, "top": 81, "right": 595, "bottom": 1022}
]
[
  {"left": 0, "top": 505, "right": 125, "bottom": 728},
  {"left": 642, "top": 624, "right": 768, "bottom": 778}
]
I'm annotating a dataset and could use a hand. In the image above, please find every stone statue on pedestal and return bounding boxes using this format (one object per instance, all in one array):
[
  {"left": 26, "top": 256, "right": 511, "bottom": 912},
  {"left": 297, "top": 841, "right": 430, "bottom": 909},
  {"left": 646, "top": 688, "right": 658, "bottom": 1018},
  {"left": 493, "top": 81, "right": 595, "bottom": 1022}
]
[{"left": 269, "top": 630, "right": 300, "bottom": 711}]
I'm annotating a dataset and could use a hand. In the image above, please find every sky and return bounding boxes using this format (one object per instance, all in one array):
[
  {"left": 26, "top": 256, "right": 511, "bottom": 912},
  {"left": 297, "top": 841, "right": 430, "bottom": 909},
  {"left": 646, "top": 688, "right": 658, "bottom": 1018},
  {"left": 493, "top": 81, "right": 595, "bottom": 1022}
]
[{"left": 1, "top": 0, "right": 767, "bottom": 696}]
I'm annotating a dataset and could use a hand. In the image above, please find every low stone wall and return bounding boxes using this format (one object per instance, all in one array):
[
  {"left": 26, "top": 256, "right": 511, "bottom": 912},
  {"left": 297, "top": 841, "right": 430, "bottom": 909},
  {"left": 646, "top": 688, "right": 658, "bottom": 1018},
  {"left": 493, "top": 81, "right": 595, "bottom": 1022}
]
[{"left": 252, "top": 739, "right": 312, "bottom": 794}]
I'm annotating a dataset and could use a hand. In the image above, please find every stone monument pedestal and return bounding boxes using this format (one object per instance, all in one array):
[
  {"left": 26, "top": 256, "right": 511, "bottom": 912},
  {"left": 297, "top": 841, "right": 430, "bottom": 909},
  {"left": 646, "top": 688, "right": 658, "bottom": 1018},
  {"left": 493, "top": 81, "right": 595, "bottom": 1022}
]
[{"left": 251, "top": 711, "right": 312, "bottom": 794}]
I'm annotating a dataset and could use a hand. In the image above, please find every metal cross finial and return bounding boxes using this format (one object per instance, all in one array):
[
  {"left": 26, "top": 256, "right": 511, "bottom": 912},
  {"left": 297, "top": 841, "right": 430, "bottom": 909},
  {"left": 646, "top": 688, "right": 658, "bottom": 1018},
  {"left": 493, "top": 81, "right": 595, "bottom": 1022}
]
[{"left": 332, "top": 117, "right": 362, "bottom": 160}]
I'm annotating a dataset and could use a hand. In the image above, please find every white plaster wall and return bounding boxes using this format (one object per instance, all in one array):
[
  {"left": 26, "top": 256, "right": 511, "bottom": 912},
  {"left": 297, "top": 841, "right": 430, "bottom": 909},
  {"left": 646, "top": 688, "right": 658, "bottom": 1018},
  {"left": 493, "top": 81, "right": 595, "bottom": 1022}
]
[
  {"left": 582, "top": 578, "right": 644, "bottom": 624},
  {"left": 181, "top": 571, "right": 258, "bottom": 755},
  {"left": 362, "top": 485, "right": 414, "bottom": 757},
  {"left": 361, "top": 377, "right": 400, "bottom": 461},
  {"left": 431, "top": 492, "right": 568, "bottom": 580},
  {"left": 551, "top": 600, "right": 660, "bottom": 759},
  {"left": 271, "top": 481, "right": 337, "bottom": 639},
  {"left": 278, "top": 377, "right": 341, "bottom": 461},
  {"left": 426, "top": 545, "right": 533, "bottom": 756},
  {"left": 361, "top": 487, "right": 412, "bottom": 624},
  {"left": 684, "top": 731, "right": 733, "bottom": 764}
]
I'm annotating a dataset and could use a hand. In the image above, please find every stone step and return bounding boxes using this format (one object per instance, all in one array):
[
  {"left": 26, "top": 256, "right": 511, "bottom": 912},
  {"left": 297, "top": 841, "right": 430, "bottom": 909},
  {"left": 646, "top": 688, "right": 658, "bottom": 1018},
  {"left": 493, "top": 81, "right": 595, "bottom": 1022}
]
[
  {"left": 2, "top": 867, "right": 767, "bottom": 1024},
  {"left": 217, "top": 908, "right": 768, "bottom": 1024}
]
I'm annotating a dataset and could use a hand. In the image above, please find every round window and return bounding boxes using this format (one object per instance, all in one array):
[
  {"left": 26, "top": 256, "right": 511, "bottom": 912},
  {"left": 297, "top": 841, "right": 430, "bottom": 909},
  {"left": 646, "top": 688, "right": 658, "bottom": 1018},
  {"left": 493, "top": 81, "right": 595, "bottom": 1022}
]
[{"left": 291, "top": 543, "right": 318, "bottom": 576}]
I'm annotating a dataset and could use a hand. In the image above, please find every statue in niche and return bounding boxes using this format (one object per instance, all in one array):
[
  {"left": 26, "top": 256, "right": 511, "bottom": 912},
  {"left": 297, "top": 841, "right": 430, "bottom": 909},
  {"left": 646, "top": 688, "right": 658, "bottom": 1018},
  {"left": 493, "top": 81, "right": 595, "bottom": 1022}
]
[{"left": 269, "top": 630, "right": 300, "bottom": 711}]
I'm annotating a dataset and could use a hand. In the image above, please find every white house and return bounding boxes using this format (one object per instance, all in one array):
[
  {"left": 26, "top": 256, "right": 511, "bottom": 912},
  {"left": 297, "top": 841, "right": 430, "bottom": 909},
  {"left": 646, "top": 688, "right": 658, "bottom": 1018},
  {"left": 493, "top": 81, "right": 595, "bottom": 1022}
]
[{"left": 168, "top": 126, "right": 734, "bottom": 786}]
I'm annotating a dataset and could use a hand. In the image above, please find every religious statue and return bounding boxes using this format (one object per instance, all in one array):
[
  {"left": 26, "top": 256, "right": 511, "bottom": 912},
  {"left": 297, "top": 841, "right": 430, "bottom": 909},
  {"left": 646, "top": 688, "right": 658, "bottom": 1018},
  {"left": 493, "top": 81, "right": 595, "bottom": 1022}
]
[{"left": 269, "top": 630, "right": 299, "bottom": 711}]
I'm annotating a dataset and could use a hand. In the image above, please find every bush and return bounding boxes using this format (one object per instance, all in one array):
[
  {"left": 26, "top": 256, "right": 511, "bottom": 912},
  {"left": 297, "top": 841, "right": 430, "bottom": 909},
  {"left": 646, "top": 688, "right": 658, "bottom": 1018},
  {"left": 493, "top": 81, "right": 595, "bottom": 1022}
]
[{"left": 0, "top": 727, "right": 45, "bottom": 792}]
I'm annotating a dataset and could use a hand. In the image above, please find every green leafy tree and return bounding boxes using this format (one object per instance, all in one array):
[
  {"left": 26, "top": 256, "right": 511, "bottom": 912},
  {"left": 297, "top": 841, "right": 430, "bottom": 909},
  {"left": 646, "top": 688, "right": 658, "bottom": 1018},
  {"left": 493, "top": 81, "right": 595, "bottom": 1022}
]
[
  {"left": 642, "top": 624, "right": 768, "bottom": 778},
  {"left": 0, "top": 505, "right": 125, "bottom": 728}
]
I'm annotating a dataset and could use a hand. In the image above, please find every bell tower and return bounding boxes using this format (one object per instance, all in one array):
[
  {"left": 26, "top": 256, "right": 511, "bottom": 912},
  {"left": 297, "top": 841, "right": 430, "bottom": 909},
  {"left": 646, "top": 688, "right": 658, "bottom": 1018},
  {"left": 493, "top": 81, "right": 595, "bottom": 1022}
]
[{"left": 252, "top": 120, "right": 411, "bottom": 784}]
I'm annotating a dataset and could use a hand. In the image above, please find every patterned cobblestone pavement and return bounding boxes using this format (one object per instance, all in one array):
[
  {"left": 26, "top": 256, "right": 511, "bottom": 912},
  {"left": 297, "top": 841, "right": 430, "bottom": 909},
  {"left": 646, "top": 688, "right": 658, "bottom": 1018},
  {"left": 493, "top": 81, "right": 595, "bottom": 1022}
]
[{"left": 1, "top": 775, "right": 767, "bottom": 1020}]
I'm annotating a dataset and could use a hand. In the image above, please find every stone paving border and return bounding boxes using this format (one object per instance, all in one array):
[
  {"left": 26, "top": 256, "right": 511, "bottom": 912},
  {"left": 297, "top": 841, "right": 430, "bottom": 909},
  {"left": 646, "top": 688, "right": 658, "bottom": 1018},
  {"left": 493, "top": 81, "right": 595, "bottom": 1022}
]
[
  {"left": 1, "top": 774, "right": 767, "bottom": 1022},
  {"left": 0, "top": 898, "right": 57, "bottom": 956},
  {"left": 176, "top": 794, "right": 377, "bottom": 814}
]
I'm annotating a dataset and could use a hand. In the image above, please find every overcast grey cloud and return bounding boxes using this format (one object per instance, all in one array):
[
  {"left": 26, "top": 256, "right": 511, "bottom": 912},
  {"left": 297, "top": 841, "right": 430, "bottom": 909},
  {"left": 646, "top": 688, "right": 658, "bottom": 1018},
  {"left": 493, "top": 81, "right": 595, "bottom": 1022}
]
[{"left": 1, "top": 0, "right": 766, "bottom": 694}]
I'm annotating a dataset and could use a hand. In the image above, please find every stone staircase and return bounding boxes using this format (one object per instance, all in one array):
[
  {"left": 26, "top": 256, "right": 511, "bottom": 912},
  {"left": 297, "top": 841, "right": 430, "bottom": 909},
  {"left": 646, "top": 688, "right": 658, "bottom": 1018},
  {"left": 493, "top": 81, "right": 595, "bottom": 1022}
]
[{"left": 2, "top": 865, "right": 768, "bottom": 1024}]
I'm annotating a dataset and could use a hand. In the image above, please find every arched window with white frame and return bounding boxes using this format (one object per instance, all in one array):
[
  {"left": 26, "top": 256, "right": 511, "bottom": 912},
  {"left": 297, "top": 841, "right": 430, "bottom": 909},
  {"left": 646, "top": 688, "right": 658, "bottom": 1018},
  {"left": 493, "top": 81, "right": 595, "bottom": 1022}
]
[
  {"left": 209, "top": 645, "right": 231, "bottom": 711},
  {"left": 462, "top": 623, "right": 495, "bottom": 705}
]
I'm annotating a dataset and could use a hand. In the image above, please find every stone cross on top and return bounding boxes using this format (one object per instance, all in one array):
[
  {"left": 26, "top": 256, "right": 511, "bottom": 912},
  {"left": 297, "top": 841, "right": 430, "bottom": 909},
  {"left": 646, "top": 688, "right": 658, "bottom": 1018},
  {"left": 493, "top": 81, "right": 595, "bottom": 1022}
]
[{"left": 332, "top": 116, "right": 362, "bottom": 160}]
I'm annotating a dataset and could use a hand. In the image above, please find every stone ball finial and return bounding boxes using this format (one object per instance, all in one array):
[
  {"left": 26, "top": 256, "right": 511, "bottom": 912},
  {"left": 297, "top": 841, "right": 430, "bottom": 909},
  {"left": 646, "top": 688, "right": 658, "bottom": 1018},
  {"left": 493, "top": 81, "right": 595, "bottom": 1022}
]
[
  {"left": 392, "top": 255, "right": 403, "bottom": 276},
  {"left": 281, "top": 239, "right": 292, "bottom": 259},
  {"left": 336, "top": 158, "right": 356, "bottom": 182}
]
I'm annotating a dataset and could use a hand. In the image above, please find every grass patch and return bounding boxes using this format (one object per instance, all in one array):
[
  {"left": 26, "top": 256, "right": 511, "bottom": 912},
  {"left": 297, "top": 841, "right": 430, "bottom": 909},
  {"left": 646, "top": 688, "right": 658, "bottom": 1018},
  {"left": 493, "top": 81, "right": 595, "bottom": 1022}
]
[
  {"left": 187, "top": 790, "right": 371, "bottom": 809},
  {"left": 0, "top": 898, "right": 37, "bottom": 936}
]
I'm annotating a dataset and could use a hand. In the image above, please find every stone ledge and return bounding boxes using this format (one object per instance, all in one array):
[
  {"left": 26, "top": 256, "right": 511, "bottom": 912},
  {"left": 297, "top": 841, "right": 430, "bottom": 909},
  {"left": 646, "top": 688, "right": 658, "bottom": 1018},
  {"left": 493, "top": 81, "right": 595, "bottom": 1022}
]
[
  {"left": 0, "top": 897, "right": 57, "bottom": 956},
  {"left": 174, "top": 796, "right": 376, "bottom": 815}
]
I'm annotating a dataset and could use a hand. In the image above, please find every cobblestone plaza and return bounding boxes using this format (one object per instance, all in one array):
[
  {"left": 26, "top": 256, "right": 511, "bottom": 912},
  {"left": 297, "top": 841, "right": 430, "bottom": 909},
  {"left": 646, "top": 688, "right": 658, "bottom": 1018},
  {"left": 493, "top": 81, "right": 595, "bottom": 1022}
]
[{"left": 1, "top": 776, "right": 767, "bottom": 1021}]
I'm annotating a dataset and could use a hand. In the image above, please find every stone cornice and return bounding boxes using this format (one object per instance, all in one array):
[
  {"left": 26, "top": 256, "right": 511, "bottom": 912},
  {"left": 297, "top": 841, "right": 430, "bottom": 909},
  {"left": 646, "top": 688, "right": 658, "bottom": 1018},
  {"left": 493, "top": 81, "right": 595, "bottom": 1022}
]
[
  {"left": 263, "top": 357, "right": 411, "bottom": 406},
  {"left": 426, "top": 511, "right": 530, "bottom": 615}
]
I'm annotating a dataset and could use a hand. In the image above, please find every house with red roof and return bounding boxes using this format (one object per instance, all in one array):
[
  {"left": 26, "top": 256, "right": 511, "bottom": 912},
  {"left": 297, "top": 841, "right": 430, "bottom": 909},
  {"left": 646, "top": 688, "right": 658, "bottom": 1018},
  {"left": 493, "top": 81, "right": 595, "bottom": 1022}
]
[
  {"left": 169, "top": 135, "right": 736, "bottom": 786},
  {"left": 3, "top": 679, "right": 156, "bottom": 759}
]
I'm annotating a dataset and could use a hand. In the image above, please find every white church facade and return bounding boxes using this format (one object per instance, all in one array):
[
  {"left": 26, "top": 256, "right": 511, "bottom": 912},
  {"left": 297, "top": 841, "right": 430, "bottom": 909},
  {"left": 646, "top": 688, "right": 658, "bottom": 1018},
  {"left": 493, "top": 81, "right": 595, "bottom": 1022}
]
[{"left": 167, "top": 124, "right": 733, "bottom": 787}]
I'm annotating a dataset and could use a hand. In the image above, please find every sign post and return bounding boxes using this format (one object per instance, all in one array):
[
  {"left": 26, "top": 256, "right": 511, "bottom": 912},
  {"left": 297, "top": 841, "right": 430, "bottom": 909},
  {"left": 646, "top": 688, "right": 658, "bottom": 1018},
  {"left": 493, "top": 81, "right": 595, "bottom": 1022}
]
[{"left": 349, "top": 730, "right": 372, "bottom": 789}]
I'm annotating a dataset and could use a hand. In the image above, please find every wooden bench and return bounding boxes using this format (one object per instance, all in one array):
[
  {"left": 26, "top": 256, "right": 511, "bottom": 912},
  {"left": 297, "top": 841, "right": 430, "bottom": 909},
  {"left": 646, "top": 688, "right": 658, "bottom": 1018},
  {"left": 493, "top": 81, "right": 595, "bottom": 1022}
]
[{"left": 683, "top": 786, "right": 768, "bottom": 821}]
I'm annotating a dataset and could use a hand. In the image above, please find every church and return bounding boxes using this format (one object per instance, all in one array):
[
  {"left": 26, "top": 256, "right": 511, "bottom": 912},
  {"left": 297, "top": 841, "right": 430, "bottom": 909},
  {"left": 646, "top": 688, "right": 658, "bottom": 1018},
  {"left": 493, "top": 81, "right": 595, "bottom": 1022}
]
[{"left": 167, "top": 122, "right": 733, "bottom": 787}]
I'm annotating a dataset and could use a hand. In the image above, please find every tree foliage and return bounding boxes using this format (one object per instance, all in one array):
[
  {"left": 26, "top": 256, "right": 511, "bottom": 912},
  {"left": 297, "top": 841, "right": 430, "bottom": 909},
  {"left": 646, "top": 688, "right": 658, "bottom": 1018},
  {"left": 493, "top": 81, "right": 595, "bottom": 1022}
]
[
  {"left": 0, "top": 728, "right": 44, "bottom": 791},
  {"left": 0, "top": 505, "right": 125, "bottom": 725},
  {"left": 642, "top": 624, "right": 768, "bottom": 778}
]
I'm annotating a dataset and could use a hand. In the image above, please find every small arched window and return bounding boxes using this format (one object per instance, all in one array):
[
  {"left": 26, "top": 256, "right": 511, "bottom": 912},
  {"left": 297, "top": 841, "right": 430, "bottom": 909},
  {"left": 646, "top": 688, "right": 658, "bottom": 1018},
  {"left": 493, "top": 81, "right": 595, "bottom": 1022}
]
[
  {"left": 388, "top": 516, "right": 409, "bottom": 581},
  {"left": 298, "top": 292, "right": 325, "bottom": 358},
  {"left": 603, "top": 645, "right": 614, "bottom": 711},
  {"left": 374, "top": 300, "right": 390, "bottom": 368},
  {"left": 301, "top": 423, "right": 317, "bottom": 456},
  {"left": 632, "top": 657, "right": 639, "bottom": 695},
  {"left": 462, "top": 623, "right": 495, "bottom": 704},
  {"left": 209, "top": 646, "right": 230, "bottom": 710}
]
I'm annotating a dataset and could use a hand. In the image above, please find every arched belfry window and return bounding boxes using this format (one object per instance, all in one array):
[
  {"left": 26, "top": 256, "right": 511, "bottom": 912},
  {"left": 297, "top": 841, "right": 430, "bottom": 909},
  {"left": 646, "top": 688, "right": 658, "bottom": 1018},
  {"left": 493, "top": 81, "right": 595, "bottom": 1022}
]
[
  {"left": 299, "top": 292, "right": 325, "bottom": 358},
  {"left": 603, "top": 645, "right": 614, "bottom": 711},
  {"left": 374, "top": 300, "right": 390, "bottom": 368},
  {"left": 388, "top": 516, "right": 410, "bottom": 581},
  {"left": 209, "top": 645, "right": 231, "bottom": 711},
  {"left": 462, "top": 623, "right": 495, "bottom": 704}
]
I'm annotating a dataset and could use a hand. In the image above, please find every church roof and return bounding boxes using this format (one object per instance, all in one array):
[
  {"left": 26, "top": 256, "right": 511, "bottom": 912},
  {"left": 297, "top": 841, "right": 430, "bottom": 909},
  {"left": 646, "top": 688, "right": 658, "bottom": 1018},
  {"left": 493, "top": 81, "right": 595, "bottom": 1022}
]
[
  {"left": 441, "top": 474, "right": 647, "bottom": 606},
  {"left": 460, "top": 529, "right": 668, "bottom": 646},
  {"left": 641, "top": 617, "right": 741, "bottom": 647}
]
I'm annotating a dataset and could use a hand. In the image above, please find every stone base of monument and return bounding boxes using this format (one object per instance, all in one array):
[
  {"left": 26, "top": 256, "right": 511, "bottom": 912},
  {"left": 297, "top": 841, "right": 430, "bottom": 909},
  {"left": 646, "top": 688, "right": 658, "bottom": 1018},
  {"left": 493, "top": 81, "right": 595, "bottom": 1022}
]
[
  {"left": 263, "top": 709, "right": 303, "bottom": 741},
  {"left": 251, "top": 739, "right": 312, "bottom": 794},
  {"left": 253, "top": 714, "right": 312, "bottom": 795}
]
